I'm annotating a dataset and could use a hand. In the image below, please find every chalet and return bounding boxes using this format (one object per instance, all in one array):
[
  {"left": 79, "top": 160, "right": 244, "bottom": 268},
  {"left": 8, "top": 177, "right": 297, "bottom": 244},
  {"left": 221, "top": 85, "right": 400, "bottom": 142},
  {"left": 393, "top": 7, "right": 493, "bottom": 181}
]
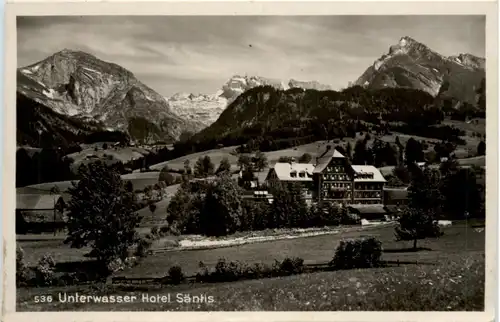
[
  {"left": 16, "top": 194, "right": 66, "bottom": 234},
  {"left": 313, "top": 148, "right": 386, "bottom": 206},
  {"left": 265, "top": 162, "right": 315, "bottom": 202}
]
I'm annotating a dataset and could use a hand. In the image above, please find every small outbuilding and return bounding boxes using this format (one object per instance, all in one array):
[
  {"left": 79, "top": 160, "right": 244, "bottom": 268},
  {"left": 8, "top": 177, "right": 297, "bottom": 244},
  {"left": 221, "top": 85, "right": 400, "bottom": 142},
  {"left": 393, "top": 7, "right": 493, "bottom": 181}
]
[
  {"left": 16, "top": 194, "right": 66, "bottom": 234},
  {"left": 347, "top": 204, "right": 387, "bottom": 221}
]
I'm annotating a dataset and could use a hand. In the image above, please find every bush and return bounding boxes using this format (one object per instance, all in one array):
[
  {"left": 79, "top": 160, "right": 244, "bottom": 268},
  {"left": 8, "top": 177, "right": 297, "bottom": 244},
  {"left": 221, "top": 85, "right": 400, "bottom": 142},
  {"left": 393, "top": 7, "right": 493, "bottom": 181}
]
[
  {"left": 168, "top": 265, "right": 184, "bottom": 284},
  {"left": 243, "top": 262, "right": 274, "bottom": 279},
  {"left": 212, "top": 258, "right": 246, "bottom": 282},
  {"left": 134, "top": 238, "right": 153, "bottom": 258},
  {"left": 196, "top": 261, "right": 211, "bottom": 283},
  {"left": 59, "top": 272, "right": 79, "bottom": 286},
  {"left": 330, "top": 237, "right": 383, "bottom": 270},
  {"left": 150, "top": 226, "right": 159, "bottom": 237},
  {"left": 159, "top": 225, "right": 170, "bottom": 235},
  {"left": 107, "top": 258, "right": 125, "bottom": 273},
  {"left": 195, "top": 257, "right": 307, "bottom": 283},
  {"left": 278, "top": 257, "right": 304, "bottom": 275},
  {"left": 34, "top": 254, "right": 56, "bottom": 286}
]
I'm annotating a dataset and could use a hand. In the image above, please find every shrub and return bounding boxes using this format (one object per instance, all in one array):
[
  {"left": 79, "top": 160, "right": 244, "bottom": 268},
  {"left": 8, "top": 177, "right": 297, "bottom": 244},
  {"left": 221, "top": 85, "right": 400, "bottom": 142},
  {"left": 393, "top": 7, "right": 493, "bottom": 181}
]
[
  {"left": 330, "top": 237, "right": 383, "bottom": 270},
  {"left": 134, "top": 238, "right": 153, "bottom": 258},
  {"left": 59, "top": 272, "right": 79, "bottom": 286},
  {"left": 212, "top": 258, "right": 245, "bottom": 282},
  {"left": 244, "top": 262, "right": 273, "bottom": 279},
  {"left": 34, "top": 254, "right": 56, "bottom": 286},
  {"left": 195, "top": 261, "right": 210, "bottom": 283},
  {"left": 159, "top": 225, "right": 170, "bottom": 235},
  {"left": 168, "top": 265, "right": 184, "bottom": 284},
  {"left": 150, "top": 226, "right": 159, "bottom": 237},
  {"left": 107, "top": 258, "right": 124, "bottom": 273},
  {"left": 278, "top": 257, "right": 304, "bottom": 275}
]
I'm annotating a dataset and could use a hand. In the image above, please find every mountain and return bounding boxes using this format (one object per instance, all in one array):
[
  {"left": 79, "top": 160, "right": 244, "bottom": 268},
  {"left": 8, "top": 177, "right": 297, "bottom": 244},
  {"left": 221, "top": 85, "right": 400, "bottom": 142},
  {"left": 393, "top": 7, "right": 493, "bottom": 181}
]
[
  {"left": 17, "top": 49, "right": 204, "bottom": 146},
  {"left": 192, "top": 84, "right": 442, "bottom": 150},
  {"left": 167, "top": 75, "right": 333, "bottom": 129},
  {"left": 167, "top": 91, "right": 227, "bottom": 129},
  {"left": 220, "top": 75, "right": 288, "bottom": 103},
  {"left": 353, "top": 36, "right": 485, "bottom": 104},
  {"left": 288, "top": 79, "right": 332, "bottom": 91}
]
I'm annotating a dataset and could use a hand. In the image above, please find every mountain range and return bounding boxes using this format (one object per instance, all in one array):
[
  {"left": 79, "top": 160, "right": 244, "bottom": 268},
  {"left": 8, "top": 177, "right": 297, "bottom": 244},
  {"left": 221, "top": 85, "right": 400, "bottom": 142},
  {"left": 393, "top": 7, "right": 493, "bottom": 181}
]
[
  {"left": 167, "top": 76, "right": 333, "bottom": 128},
  {"left": 17, "top": 36, "right": 485, "bottom": 148}
]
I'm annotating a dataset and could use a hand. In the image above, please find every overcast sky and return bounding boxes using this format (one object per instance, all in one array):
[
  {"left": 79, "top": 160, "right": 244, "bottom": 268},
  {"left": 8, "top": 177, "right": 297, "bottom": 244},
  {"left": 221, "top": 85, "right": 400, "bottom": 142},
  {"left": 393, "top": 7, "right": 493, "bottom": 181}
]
[{"left": 17, "top": 16, "right": 485, "bottom": 97}]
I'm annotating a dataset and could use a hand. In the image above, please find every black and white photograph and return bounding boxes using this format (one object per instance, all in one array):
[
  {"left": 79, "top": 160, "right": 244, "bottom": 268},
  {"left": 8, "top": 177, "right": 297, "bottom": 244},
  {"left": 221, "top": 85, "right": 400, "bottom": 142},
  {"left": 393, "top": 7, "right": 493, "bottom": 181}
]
[{"left": 6, "top": 2, "right": 497, "bottom": 317}]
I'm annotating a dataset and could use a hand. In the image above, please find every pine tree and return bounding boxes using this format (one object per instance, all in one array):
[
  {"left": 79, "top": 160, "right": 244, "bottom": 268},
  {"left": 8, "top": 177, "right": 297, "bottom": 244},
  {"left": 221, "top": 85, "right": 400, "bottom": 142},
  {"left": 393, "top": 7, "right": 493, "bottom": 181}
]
[
  {"left": 216, "top": 157, "right": 232, "bottom": 175},
  {"left": 298, "top": 153, "right": 313, "bottom": 163},
  {"left": 253, "top": 151, "right": 268, "bottom": 171}
]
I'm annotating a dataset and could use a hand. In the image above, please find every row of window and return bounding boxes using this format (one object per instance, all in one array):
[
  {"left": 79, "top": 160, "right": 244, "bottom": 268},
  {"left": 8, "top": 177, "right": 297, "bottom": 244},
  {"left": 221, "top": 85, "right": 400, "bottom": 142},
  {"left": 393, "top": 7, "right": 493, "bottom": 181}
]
[
  {"left": 290, "top": 172, "right": 312, "bottom": 178},
  {"left": 326, "top": 166, "right": 346, "bottom": 174},
  {"left": 322, "top": 191, "right": 352, "bottom": 199},
  {"left": 324, "top": 174, "right": 350, "bottom": 181},
  {"left": 354, "top": 191, "right": 381, "bottom": 198},
  {"left": 323, "top": 182, "right": 352, "bottom": 190},
  {"left": 355, "top": 184, "right": 382, "bottom": 190},
  {"left": 354, "top": 200, "right": 382, "bottom": 205}
]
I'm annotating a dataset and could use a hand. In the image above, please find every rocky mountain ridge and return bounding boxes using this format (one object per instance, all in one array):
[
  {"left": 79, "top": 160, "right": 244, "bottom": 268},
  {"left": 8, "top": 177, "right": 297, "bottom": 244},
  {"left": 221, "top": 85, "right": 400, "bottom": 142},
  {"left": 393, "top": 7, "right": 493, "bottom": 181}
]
[
  {"left": 353, "top": 36, "right": 485, "bottom": 104},
  {"left": 17, "top": 49, "right": 205, "bottom": 145}
]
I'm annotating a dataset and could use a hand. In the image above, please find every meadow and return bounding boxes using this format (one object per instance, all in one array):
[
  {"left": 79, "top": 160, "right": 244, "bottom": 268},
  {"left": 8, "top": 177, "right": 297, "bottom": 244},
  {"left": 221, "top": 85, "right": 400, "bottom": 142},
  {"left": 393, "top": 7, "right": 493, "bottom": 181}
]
[{"left": 17, "top": 220, "right": 485, "bottom": 311}]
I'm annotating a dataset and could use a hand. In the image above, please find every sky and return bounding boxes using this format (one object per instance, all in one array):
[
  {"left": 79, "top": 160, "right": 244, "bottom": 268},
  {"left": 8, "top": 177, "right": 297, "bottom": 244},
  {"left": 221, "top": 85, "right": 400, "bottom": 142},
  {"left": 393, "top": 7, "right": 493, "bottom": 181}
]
[{"left": 17, "top": 15, "right": 485, "bottom": 97}]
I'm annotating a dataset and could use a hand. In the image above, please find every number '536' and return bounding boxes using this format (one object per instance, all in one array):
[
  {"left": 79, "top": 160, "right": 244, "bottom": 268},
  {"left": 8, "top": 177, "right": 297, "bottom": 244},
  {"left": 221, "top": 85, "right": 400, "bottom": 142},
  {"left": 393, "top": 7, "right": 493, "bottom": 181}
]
[{"left": 34, "top": 295, "right": 53, "bottom": 303}]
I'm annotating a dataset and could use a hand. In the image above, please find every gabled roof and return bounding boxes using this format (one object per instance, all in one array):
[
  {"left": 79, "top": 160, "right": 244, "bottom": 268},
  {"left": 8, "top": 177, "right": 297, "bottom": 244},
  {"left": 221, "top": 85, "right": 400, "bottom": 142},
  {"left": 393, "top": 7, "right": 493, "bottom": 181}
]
[
  {"left": 351, "top": 165, "right": 386, "bottom": 182},
  {"left": 16, "top": 194, "right": 63, "bottom": 210},
  {"left": 270, "top": 162, "right": 315, "bottom": 181},
  {"left": 348, "top": 204, "right": 386, "bottom": 214},
  {"left": 313, "top": 149, "right": 345, "bottom": 173}
]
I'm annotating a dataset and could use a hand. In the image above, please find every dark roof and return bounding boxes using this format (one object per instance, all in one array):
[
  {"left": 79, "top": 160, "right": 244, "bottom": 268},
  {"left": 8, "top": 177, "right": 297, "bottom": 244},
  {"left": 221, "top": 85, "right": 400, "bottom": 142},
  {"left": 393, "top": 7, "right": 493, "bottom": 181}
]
[
  {"left": 383, "top": 187, "right": 409, "bottom": 200},
  {"left": 313, "top": 149, "right": 345, "bottom": 174},
  {"left": 16, "top": 194, "right": 63, "bottom": 210},
  {"left": 348, "top": 204, "right": 386, "bottom": 214},
  {"left": 17, "top": 210, "right": 65, "bottom": 223},
  {"left": 385, "top": 205, "right": 404, "bottom": 213}
]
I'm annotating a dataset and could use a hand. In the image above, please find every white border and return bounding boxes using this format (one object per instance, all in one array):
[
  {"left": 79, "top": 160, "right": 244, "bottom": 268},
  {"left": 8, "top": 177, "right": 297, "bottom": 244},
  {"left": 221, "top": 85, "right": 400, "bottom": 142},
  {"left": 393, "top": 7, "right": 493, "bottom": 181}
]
[{"left": 3, "top": 2, "right": 498, "bottom": 322}]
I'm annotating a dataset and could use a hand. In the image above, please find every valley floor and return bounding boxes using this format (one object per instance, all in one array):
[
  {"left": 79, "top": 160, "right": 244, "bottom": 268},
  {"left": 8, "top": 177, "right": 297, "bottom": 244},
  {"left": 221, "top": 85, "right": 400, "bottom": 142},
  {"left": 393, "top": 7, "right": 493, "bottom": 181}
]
[{"left": 17, "top": 220, "right": 485, "bottom": 311}]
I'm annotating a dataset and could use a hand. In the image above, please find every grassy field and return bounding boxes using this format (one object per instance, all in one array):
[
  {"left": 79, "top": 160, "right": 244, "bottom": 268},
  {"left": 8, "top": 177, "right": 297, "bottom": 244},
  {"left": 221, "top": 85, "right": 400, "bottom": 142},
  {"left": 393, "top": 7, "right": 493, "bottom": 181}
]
[
  {"left": 120, "top": 221, "right": 484, "bottom": 278},
  {"left": 66, "top": 146, "right": 152, "bottom": 171},
  {"left": 18, "top": 220, "right": 483, "bottom": 276},
  {"left": 17, "top": 220, "right": 485, "bottom": 311}
]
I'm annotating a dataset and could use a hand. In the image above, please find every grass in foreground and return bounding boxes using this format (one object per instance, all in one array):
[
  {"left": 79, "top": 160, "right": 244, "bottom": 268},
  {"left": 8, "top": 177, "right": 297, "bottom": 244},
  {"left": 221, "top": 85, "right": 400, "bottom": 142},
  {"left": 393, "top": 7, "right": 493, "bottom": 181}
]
[{"left": 17, "top": 252, "right": 484, "bottom": 311}]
